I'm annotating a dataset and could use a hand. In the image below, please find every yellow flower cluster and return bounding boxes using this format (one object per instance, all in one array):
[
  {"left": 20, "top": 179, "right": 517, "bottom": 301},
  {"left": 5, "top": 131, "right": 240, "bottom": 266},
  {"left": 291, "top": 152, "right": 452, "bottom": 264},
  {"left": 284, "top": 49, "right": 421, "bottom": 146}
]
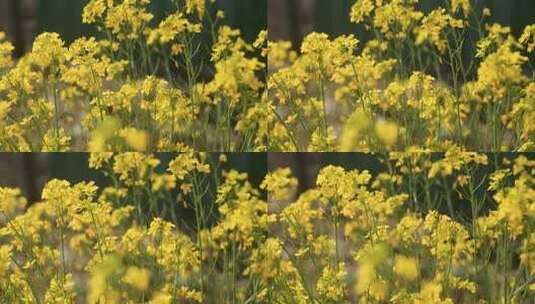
[
  {"left": 269, "top": 0, "right": 535, "bottom": 151},
  {"left": 1, "top": 151, "right": 535, "bottom": 302},
  {"left": 261, "top": 167, "right": 298, "bottom": 201},
  {"left": 261, "top": 153, "right": 535, "bottom": 302},
  {"left": 415, "top": 8, "right": 464, "bottom": 53},
  {"left": 0, "top": 152, "right": 272, "bottom": 303},
  {"left": 0, "top": 0, "right": 266, "bottom": 152},
  {"left": 0, "top": 33, "right": 14, "bottom": 71},
  {"left": 520, "top": 24, "right": 535, "bottom": 52},
  {"left": 82, "top": 0, "right": 154, "bottom": 41}
]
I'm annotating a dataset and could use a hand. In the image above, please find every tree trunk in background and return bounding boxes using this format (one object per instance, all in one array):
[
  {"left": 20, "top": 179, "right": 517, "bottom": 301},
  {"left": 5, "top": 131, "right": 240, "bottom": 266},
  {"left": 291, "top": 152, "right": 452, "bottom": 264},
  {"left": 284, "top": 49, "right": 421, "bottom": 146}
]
[
  {"left": 287, "top": 0, "right": 301, "bottom": 50},
  {"left": 268, "top": 0, "right": 289, "bottom": 40},
  {"left": 268, "top": 0, "right": 314, "bottom": 47},
  {"left": 9, "top": 0, "right": 24, "bottom": 57},
  {"left": 0, "top": 0, "right": 36, "bottom": 56},
  {"left": 268, "top": 153, "right": 316, "bottom": 194},
  {"left": 0, "top": 154, "right": 48, "bottom": 204}
]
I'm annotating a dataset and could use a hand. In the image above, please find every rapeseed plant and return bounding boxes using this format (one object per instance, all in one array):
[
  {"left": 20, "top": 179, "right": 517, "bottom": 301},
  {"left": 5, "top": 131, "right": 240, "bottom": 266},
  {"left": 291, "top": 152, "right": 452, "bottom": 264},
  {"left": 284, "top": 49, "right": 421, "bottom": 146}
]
[
  {"left": 0, "top": 0, "right": 266, "bottom": 152},
  {"left": 0, "top": 152, "right": 269, "bottom": 303},
  {"left": 1, "top": 152, "right": 534, "bottom": 302},
  {"left": 264, "top": 152, "right": 535, "bottom": 303},
  {"left": 268, "top": 0, "right": 535, "bottom": 152}
]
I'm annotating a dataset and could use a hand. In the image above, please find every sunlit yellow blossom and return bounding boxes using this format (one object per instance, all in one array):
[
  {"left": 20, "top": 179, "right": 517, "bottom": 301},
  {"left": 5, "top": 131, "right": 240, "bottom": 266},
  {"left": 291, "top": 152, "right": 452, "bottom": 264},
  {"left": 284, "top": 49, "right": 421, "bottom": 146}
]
[
  {"left": 268, "top": 40, "right": 297, "bottom": 69},
  {"left": 415, "top": 8, "right": 464, "bottom": 53},
  {"left": 428, "top": 146, "right": 487, "bottom": 178},
  {"left": 168, "top": 151, "right": 210, "bottom": 181},
  {"left": 206, "top": 26, "right": 264, "bottom": 105},
  {"left": 245, "top": 238, "right": 283, "bottom": 281},
  {"left": 0, "top": 32, "right": 14, "bottom": 70},
  {"left": 355, "top": 243, "right": 390, "bottom": 301},
  {"left": 450, "top": 0, "right": 471, "bottom": 17},
  {"left": 475, "top": 37, "right": 527, "bottom": 100},
  {"left": 371, "top": 0, "right": 423, "bottom": 39},
  {"left": 148, "top": 13, "right": 201, "bottom": 45},
  {"left": 393, "top": 255, "right": 418, "bottom": 281},
  {"left": 185, "top": 0, "right": 210, "bottom": 18},
  {"left": 0, "top": 188, "right": 27, "bottom": 219},
  {"left": 308, "top": 126, "right": 337, "bottom": 152},
  {"left": 253, "top": 30, "right": 267, "bottom": 50},
  {"left": 489, "top": 169, "right": 511, "bottom": 191},
  {"left": 42, "top": 128, "right": 71, "bottom": 152},
  {"left": 340, "top": 108, "right": 371, "bottom": 151},
  {"left": 122, "top": 266, "right": 150, "bottom": 291},
  {"left": 375, "top": 119, "right": 398, "bottom": 146},
  {"left": 316, "top": 263, "right": 347, "bottom": 302},
  {"left": 350, "top": 0, "right": 374, "bottom": 23},
  {"left": 414, "top": 281, "right": 444, "bottom": 303},
  {"left": 422, "top": 211, "right": 474, "bottom": 268},
  {"left": 119, "top": 128, "right": 148, "bottom": 152},
  {"left": 44, "top": 273, "right": 76, "bottom": 303},
  {"left": 112, "top": 153, "right": 160, "bottom": 186},
  {"left": 84, "top": 0, "right": 153, "bottom": 40},
  {"left": 261, "top": 167, "right": 298, "bottom": 201},
  {"left": 519, "top": 24, "right": 535, "bottom": 52},
  {"left": 212, "top": 170, "right": 271, "bottom": 250}
]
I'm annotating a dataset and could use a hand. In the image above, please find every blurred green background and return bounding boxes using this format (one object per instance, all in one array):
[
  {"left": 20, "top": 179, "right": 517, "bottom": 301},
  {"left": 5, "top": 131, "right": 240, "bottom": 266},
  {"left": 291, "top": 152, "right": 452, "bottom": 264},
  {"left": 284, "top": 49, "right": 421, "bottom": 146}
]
[
  {"left": 270, "top": 0, "right": 535, "bottom": 48},
  {"left": 268, "top": 152, "right": 535, "bottom": 218},
  {"left": 38, "top": 0, "right": 267, "bottom": 44},
  {"left": 314, "top": 0, "right": 535, "bottom": 39},
  {"left": 48, "top": 153, "right": 267, "bottom": 193},
  {"left": 0, "top": 153, "right": 267, "bottom": 203}
]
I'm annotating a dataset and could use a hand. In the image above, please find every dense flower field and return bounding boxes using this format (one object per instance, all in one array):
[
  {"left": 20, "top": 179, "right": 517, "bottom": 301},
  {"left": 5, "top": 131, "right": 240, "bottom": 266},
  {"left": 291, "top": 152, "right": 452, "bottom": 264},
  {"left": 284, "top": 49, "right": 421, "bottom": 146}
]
[
  {"left": 1, "top": 151, "right": 534, "bottom": 303},
  {"left": 1, "top": 0, "right": 533, "bottom": 152},
  {"left": 264, "top": 151, "right": 535, "bottom": 303},
  {"left": 0, "top": 152, "right": 270, "bottom": 303},
  {"left": 268, "top": 0, "right": 535, "bottom": 151},
  {"left": 1, "top": 0, "right": 535, "bottom": 302},
  {"left": 0, "top": 0, "right": 267, "bottom": 152}
]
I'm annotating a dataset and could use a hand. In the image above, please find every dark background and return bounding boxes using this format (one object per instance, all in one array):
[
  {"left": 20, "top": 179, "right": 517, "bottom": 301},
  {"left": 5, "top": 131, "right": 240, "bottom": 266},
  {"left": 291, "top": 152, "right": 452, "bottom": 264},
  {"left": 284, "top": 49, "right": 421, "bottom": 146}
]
[
  {"left": 0, "top": 0, "right": 267, "bottom": 57},
  {"left": 269, "top": 0, "right": 535, "bottom": 46},
  {"left": 268, "top": 152, "right": 535, "bottom": 218},
  {"left": 268, "top": 152, "right": 535, "bottom": 192},
  {"left": 0, "top": 153, "right": 267, "bottom": 203}
]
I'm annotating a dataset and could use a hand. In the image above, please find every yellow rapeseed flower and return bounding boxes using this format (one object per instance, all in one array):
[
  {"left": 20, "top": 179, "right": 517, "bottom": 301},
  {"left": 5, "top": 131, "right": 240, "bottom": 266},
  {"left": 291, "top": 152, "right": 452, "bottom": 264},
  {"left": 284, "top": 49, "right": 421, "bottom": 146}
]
[{"left": 393, "top": 255, "right": 418, "bottom": 281}]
